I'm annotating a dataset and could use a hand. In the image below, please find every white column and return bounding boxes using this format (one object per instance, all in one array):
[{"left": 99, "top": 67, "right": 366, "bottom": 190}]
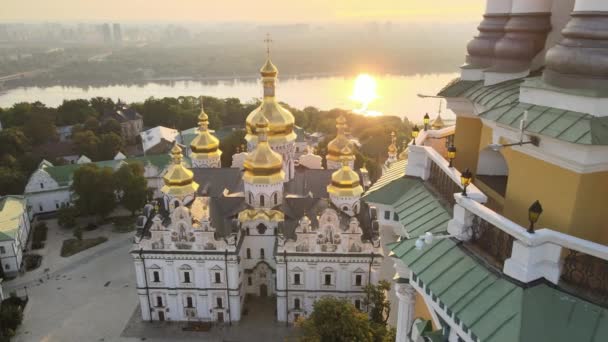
[{"left": 395, "top": 284, "right": 417, "bottom": 342}]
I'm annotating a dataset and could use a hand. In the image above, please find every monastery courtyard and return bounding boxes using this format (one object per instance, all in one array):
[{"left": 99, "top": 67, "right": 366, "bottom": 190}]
[{"left": 3, "top": 218, "right": 399, "bottom": 341}]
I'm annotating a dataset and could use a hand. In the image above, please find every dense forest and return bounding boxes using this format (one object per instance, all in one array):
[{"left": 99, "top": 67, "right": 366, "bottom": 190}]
[{"left": 0, "top": 95, "right": 412, "bottom": 195}]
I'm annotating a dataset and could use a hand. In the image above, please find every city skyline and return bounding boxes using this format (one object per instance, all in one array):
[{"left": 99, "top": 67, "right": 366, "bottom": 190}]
[{"left": 1, "top": 0, "right": 484, "bottom": 23}]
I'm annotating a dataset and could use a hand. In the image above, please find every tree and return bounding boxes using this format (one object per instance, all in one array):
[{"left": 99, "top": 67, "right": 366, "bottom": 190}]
[
  {"left": 100, "top": 118, "right": 122, "bottom": 136},
  {"left": 298, "top": 297, "right": 373, "bottom": 342},
  {"left": 56, "top": 99, "right": 97, "bottom": 126},
  {"left": 57, "top": 206, "right": 78, "bottom": 228},
  {"left": 219, "top": 130, "right": 246, "bottom": 167},
  {"left": 363, "top": 280, "right": 394, "bottom": 342},
  {"left": 98, "top": 132, "right": 123, "bottom": 160},
  {"left": 90, "top": 97, "right": 115, "bottom": 116},
  {"left": 0, "top": 128, "right": 31, "bottom": 157},
  {"left": 0, "top": 166, "right": 26, "bottom": 195},
  {"left": 115, "top": 163, "right": 148, "bottom": 215},
  {"left": 22, "top": 107, "right": 57, "bottom": 145},
  {"left": 0, "top": 299, "right": 24, "bottom": 339},
  {"left": 71, "top": 164, "right": 117, "bottom": 220},
  {"left": 72, "top": 130, "right": 99, "bottom": 159}
]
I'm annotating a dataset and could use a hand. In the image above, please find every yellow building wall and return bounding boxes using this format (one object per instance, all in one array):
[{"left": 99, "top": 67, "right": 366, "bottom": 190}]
[
  {"left": 414, "top": 291, "right": 437, "bottom": 330},
  {"left": 453, "top": 116, "right": 482, "bottom": 174},
  {"left": 475, "top": 123, "right": 608, "bottom": 245}
]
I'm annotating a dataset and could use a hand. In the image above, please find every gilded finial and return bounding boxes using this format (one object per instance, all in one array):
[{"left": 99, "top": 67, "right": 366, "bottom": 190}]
[
  {"left": 264, "top": 33, "right": 273, "bottom": 58},
  {"left": 170, "top": 143, "right": 183, "bottom": 164}
]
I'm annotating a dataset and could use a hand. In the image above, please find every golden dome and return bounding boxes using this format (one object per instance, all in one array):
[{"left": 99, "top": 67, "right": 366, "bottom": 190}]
[
  {"left": 245, "top": 57, "right": 296, "bottom": 146},
  {"left": 260, "top": 58, "right": 278, "bottom": 77},
  {"left": 243, "top": 115, "right": 285, "bottom": 184},
  {"left": 327, "top": 146, "right": 364, "bottom": 197},
  {"left": 190, "top": 99, "right": 222, "bottom": 160},
  {"left": 161, "top": 144, "right": 199, "bottom": 197},
  {"left": 388, "top": 131, "right": 398, "bottom": 154},
  {"left": 327, "top": 115, "right": 355, "bottom": 163},
  {"left": 432, "top": 114, "right": 445, "bottom": 130}
]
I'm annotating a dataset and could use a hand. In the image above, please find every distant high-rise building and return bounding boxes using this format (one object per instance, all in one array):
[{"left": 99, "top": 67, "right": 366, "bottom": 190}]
[
  {"left": 112, "top": 23, "right": 122, "bottom": 44},
  {"left": 101, "top": 23, "right": 112, "bottom": 44}
]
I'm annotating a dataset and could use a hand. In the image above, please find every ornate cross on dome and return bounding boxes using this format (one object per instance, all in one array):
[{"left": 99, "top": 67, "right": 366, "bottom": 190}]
[{"left": 264, "top": 33, "right": 273, "bottom": 57}]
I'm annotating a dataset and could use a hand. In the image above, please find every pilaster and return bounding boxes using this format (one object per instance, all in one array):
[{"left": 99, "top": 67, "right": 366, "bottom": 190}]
[{"left": 395, "top": 283, "right": 417, "bottom": 342}]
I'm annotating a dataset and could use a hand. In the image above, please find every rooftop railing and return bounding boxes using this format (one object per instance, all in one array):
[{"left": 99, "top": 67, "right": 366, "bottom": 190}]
[
  {"left": 406, "top": 125, "right": 487, "bottom": 205},
  {"left": 453, "top": 194, "right": 608, "bottom": 307},
  {"left": 405, "top": 127, "right": 608, "bottom": 306}
]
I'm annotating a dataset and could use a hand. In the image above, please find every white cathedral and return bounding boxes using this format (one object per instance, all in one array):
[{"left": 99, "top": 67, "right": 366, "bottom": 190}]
[{"left": 131, "top": 56, "right": 383, "bottom": 324}]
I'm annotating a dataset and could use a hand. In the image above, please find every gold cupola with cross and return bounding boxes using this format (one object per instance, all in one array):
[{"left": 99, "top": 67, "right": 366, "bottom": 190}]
[
  {"left": 326, "top": 115, "right": 355, "bottom": 170},
  {"left": 190, "top": 98, "right": 222, "bottom": 168},
  {"left": 327, "top": 146, "right": 364, "bottom": 216},
  {"left": 161, "top": 143, "right": 199, "bottom": 200},
  {"left": 245, "top": 35, "right": 296, "bottom": 147},
  {"left": 243, "top": 115, "right": 285, "bottom": 185}
]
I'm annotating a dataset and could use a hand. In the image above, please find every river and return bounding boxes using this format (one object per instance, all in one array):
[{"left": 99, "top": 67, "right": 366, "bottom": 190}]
[{"left": 0, "top": 73, "right": 458, "bottom": 123}]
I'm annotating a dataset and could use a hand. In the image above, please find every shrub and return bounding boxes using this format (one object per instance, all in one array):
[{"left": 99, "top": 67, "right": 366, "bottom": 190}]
[
  {"left": 57, "top": 206, "right": 78, "bottom": 228},
  {"left": 32, "top": 222, "right": 48, "bottom": 242},
  {"left": 73, "top": 228, "right": 83, "bottom": 241},
  {"left": 60, "top": 236, "right": 107, "bottom": 257}
]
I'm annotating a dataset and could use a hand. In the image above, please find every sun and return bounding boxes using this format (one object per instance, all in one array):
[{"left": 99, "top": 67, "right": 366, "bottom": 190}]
[
  {"left": 350, "top": 73, "right": 381, "bottom": 116},
  {"left": 350, "top": 74, "right": 378, "bottom": 107}
]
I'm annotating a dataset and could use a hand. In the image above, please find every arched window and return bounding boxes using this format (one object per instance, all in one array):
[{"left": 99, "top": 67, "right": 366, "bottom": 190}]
[
  {"left": 273, "top": 193, "right": 278, "bottom": 205},
  {"left": 294, "top": 298, "right": 301, "bottom": 309},
  {"left": 257, "top": 223, "right": 267, "bottom": 234},
  {"left": 260, "top": 248, "right": 265, "bottom": 259},
  {"left": 174, "top": 200, "right": 180, "bottom": 208},
  {"left": 246, "top": 248, "right": 251, "bottom": 259},
  {"left": 342, "top": 205, "right": 349, "bottom": 212},
  {"left": 260, "top": 195, "right": 265, "bottom": 207}
]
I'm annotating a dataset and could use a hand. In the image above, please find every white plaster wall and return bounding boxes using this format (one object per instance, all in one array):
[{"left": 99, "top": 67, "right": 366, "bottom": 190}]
[{"left": 26, "top": 190, "right": 71, "bottom": 214}]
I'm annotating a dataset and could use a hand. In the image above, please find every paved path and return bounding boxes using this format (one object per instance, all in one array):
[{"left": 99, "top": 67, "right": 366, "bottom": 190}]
[{"left": 8, "top": 219, "right": 400, "bottom": 341}]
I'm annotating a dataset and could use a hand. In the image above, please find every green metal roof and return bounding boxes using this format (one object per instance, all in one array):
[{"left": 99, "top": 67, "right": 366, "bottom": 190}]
[
  {"left": 479, "top": 102, "right": 608, "bottom": 145},
  {"left": 437, "top": 77, "right": 608, "bottom": 145},
  {"left": 0, "top": 195, "right": 26, "bottom": 242},
  {"left": 362, "top": 160, "right": 407, "bottom": 203},
  {"left": 365, "top": 175, "right": 450, "bottom": 238},
  {"left": 388, "top": 232, "right": 608, "bottom": 342},
  {"left": 42, "top": 154, "right": 172, "bottom": 187}
]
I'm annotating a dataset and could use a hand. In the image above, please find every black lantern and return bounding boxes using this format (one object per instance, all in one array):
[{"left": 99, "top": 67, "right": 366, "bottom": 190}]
[
  {"left": 423, "top": 113, "right": 430, "bottom": 131},
  {"left": 528, "top": 200, "right": 543, "bottom": 234},
  {"left": 447, "top": 145, "right": 456, "bottom": 168},
  {"left": 460, "top": 168, "right": 472, "bottom": 196},
  {"left": 411, "top": 125, "right": 420, "bottom": 145}
]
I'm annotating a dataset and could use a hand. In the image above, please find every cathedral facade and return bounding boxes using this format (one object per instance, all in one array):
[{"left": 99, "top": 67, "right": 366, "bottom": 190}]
[{"left": 131, "top": 56, "right": 382, "bottom": 324}]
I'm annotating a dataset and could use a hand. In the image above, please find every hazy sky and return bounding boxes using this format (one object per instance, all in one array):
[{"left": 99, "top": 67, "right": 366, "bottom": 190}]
[{"left": 1, "top": 0, "right": 484, "bottom": 23}]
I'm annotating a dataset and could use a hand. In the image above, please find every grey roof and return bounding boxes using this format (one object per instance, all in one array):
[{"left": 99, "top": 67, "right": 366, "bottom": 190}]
[
  {"left": 191, "top": 168, "right": 244, "bottom": 197},
  {"left": 281, "top": 197, "right": 374, "bottom": 241},
  {"left": 152, "top": 166, "right": 374, "bottom": 241}
]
